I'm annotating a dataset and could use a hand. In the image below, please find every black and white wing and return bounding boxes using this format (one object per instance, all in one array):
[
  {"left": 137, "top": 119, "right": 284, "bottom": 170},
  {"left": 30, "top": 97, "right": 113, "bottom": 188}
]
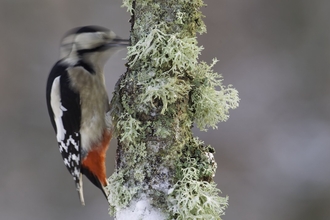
[{"left": 46, "top": 61, "right": 84, "bottom": 203}]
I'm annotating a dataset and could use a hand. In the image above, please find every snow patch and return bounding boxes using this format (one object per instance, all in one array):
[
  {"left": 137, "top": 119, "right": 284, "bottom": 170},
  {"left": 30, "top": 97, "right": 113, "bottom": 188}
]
[{"left": 116, "top": 198, "right": 166, "bottom": 220}]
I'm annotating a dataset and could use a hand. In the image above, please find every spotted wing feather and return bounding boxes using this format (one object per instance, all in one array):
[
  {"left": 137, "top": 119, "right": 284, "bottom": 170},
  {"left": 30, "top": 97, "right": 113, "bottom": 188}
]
[{"left": 46, "top": 62, "right": 82, "bottom": 187}]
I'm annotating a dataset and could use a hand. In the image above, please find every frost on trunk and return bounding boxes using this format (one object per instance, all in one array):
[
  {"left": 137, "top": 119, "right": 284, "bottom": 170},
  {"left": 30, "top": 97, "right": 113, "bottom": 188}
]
[{"left": 107, "top": 0, "right": 239, "bottom": 219}]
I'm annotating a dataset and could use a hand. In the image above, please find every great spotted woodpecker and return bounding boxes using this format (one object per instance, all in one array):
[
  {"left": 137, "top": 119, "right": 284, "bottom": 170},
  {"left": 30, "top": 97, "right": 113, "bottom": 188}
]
[{"left": 46, "top": 26, "right": 129, "bottom": 205}]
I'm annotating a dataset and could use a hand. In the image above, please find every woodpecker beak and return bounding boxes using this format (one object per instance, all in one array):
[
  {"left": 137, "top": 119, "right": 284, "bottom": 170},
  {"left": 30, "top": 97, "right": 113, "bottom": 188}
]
[{"left": 107, "top": 38, "right": 130, "bottom": 47}]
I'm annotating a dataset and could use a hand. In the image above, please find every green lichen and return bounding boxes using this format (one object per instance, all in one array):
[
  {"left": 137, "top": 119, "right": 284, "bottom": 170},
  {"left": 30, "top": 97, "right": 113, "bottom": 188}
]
[
  {"left": 107, "top": 171, "right": 138, "bottom": 215},
  {"left": 108, "top": 0, "right": 239, "bottom": 219},
  {"left": 127, "top": 27, "right": 202, "bottom": 74},
  {"left": 168, "top": 166, "right": 228, "bottom": 220},
  {"left": 133, "top": 166, "right": 146, "bottom": 182},
  {"left": 167, "top": 137, "right": 228, "bottom": 220},
  {"left": 140, "top": 76, "right": 191, "bottom": 114},
  {"left": 116, "top": 113, "right": 142, "bottom": 145},
  {"left": 121, "top": 0, "right": 134, "bottom": 14},
  {"left": 190, "top": 59, "right": 240, "bottom": 131},
  {"left": 154, "top": 126, "right": 171, "bottom": 139},
  {"left": 128, "top": 142, "right": 147, "bottom": 164},
  {"left": 177, "top": 138, "right": 217, "bottom": 182}
]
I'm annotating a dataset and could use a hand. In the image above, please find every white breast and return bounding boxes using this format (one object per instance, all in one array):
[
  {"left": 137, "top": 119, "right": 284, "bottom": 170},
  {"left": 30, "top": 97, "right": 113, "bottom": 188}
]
[{"left": 68, "top": 66, "right": 110, "bottom": 152}]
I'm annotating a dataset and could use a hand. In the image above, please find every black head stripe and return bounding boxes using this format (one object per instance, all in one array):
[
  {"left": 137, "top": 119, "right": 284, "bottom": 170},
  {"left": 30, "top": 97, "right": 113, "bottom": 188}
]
[
  {"left": 62, "top": 27, "right": 80, "bottom": 39},
  {"left": 74, "top": 60, "right": 95, "bottom": 74},
  {"left": 75, "top": 26, "right": 109, "bottom": 34},
  {"left": 77, "top": 43, "right": 110, "bottom": 55}
]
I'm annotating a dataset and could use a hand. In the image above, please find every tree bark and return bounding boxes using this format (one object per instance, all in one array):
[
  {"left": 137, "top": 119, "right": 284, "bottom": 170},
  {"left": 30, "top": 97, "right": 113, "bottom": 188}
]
[{"left": 107, "top": 0, "right": 239, "bottom": 219}]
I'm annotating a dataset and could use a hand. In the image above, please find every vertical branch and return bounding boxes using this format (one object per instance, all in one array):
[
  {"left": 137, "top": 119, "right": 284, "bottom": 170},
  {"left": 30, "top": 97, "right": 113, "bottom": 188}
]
[{"left": 108, "top": 0, "right": 239, "bottom": 219}]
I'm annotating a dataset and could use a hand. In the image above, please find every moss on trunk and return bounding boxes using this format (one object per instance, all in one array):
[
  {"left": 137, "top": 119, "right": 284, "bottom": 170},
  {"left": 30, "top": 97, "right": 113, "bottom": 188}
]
[{"left": 107, "top": 0, "right": 239, "bottom": 219}]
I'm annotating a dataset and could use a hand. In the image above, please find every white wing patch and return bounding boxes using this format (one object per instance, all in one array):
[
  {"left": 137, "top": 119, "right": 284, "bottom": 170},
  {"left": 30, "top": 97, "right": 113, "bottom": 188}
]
[
  {"left": 64, "top": 158, "right": 70, "bottom": 168},
  {"left": 71, "top": 153, "right": 80, "bottom": 165},
  {"left": 58, "top": 135, "right": 80, "bottom": 153},
  {"left": 50, "top": 75, "right": 82, "bottom": 200},
  {"left": 68, "top": 135, "right": 79, "bottom": 151},
  {"left": 50, "top": 76, "right": 67, "bottom": 142},
  {"left": 59, "top": 141, "right": 68, "bottom": 153}
]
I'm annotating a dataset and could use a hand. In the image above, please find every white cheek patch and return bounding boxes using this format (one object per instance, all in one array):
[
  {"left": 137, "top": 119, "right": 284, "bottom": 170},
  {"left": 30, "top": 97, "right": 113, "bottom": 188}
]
[
  {"left": 75, "top": 32, "right": 103, "bottom": 50},
  {"left": 50, "top": 76, "right": 67, "bottom": 142}
]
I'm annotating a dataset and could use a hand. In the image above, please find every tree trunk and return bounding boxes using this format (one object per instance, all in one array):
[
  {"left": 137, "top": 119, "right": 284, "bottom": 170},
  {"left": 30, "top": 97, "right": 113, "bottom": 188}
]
[{"left": 107, "top": 0, "right": 239, "bottom": 219}]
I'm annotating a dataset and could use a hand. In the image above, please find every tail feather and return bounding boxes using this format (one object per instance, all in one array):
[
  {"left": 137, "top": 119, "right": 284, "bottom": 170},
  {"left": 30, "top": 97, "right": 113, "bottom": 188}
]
[
  {"left": 77, "top": 173, "right": 85, "bottom": 206},
  {"left": 102, "top": 180, "right": 110, "bottom": 199},
  {"left": 81, "top": 166, "right": 109, "bottom": 203}
]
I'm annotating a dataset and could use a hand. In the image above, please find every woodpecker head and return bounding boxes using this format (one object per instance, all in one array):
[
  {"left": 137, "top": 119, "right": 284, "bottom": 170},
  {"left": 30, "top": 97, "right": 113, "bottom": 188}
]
[{"left": 60, "top": 25, "right": 129, "bottom": 68}]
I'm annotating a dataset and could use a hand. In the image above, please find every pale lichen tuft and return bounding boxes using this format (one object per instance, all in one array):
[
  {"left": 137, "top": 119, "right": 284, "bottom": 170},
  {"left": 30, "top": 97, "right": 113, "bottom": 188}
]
[
  {"left": 191, "top": 59, "right": 239, "bottom": 131},
  {"left": 168, "top": 166, "right": 228, "bottom": 220},
  {"left": 110, "top": 0, "right": 238, "bottom": 219},
  {"left": 122, "top": 0, "right": 134, "bottom": 14},
  {"left": 127, "top": 26, "right": 203, "bottom": 74},
  {"left": 107, "top": 171, "right": 139, "bottom": 215},
  {"left": 117, "top": 113, "right": 142, "bottom": 145},
  {"left": 140, "top": 76, "right": 191, "bottom": 114}
]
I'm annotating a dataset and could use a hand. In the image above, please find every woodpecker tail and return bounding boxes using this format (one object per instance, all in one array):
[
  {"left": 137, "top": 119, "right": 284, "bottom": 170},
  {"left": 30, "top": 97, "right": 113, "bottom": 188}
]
[
  {"left": 102, "top": 180, "right": 111, "bottom": 206},
  {"left": 80, "top": 164, "right": 110, "bottom": 203},
  {"left": 81, "top": 130, "right": 111, "bottom": 203},
  {"left": 102, "top": 179, "right": 110, "bottom": 201},
  {"left": 77, "top": 173, "right": 85, "bottom": 206}
]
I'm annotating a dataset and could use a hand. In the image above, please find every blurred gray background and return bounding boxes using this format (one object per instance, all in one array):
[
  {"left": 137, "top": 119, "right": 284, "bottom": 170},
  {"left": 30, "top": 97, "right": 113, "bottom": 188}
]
[{"left": 0, "top": 0, "right": 329, "bottom": 219}]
